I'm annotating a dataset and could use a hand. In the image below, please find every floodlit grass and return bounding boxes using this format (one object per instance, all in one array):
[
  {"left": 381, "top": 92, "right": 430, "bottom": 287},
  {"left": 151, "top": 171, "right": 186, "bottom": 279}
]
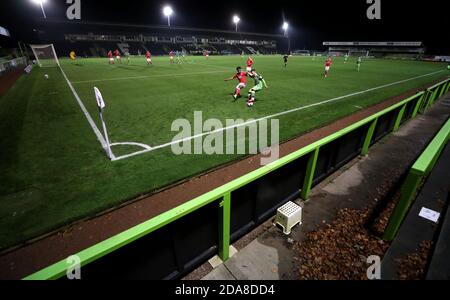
[{"left": 0, "top": 55, "right": 447, "bottom": 249}]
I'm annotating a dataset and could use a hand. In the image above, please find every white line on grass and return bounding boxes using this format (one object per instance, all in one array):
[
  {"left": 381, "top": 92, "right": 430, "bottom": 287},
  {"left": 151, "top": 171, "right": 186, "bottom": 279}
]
[
  {"left": 59, "top": 66, "right": 116, "bottom": 159},
  {"left": 110, "top": 142, "right": 152, "bottom": 150},
  {"left": 111, "top": 69, "right": 445, "bottom": 161},
  {"left": 187, "top": 60, "right": 234, "bottom": 70},
  {"left": 71, "top": 70, "right": 228, "bottom": 84}
]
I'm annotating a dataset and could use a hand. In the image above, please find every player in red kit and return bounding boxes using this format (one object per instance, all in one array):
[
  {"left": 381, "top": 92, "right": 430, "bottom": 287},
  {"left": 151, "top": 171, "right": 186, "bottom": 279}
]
[
  {"left": 324, "top": 57, "right": 333, "bottom": 78},
  {"left": 246, "top": 57, "right": 254, "bottom": 72},
  {"left": 204, "top": 50, "right": 209, "bottom": 59},
  {"left": 114, "top": 49, "right": 122, "bottom": 64},
  {"left": 169, "top": 51, "right": 175, "bottom": 64},
  {"left": 224, "top": 67, "right": 247, "bottom": 100},
  {"left": 107, "top": 50, "right": 114, "bottom": 65},
  {"left": 145, "top": 51, "right": 152, "bottom": 65}
]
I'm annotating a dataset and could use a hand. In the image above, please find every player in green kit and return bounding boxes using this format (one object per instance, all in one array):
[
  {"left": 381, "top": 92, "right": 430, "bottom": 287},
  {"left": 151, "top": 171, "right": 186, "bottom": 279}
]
[
  {"left": 356, "top": 57, "right": 362, "bottom": 71},
  {"left": 344, "top": 53, "right": 349, "bottom": 64},
  {"left": 125, "top": 50, "right": 131, "bottom": 64},
  {"left": 247, "top": 69, "right": 268, "bottom": 107}
]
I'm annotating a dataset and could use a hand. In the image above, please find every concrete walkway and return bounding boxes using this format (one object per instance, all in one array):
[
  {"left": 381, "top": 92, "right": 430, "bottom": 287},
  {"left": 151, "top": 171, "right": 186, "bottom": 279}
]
[{"left": 202, "top": 94, "right": 450, "bottom": 280}]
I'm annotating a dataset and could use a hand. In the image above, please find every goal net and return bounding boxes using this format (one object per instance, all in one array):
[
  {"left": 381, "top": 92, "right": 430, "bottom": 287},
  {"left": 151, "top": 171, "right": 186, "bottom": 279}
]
[{"left": 30, "top": 44, "right": 60, "bottom": 67}]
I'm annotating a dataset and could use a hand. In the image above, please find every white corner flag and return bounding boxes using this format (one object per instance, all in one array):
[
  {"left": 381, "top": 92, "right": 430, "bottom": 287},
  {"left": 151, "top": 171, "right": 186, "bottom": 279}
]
[
  {"left": 94, "top": 87, "right": 113, "bottom": 160},
  {"left": 94, "top": 87, "right": 106, "bottom": 110}
]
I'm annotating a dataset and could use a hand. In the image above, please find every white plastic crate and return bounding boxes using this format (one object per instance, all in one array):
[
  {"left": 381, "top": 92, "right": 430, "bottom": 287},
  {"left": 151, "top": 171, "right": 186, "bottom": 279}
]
[{"left": 275, "top": 201, "right": 302, "bottom": 235}]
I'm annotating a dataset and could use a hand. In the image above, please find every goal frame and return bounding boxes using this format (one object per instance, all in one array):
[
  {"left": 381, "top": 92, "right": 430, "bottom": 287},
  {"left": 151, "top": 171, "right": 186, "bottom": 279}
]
[{"left": 29, "top": 44, "right": 60, "bottom": 67}]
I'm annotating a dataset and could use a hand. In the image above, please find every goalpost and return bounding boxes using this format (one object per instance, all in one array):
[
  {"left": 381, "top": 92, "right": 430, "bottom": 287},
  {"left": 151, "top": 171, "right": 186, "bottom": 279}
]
[{"left": 29, "top": 44, "right": 60, "bottom": 67}]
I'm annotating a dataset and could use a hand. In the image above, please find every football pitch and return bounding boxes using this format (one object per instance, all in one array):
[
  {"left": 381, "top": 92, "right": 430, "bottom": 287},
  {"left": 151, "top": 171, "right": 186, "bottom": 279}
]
[{"left": 0, "top": 55, "right": 448, "bottom": 249}]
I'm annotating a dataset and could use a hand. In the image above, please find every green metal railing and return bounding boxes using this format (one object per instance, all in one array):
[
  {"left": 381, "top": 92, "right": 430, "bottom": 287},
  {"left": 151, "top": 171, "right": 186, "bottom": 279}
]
[
  {"left": 383, "top": 118, "right": 450, "bottom": 241},
  {"left": 24, "top": 78, "right": 450, "bottom": 280},
  {"left": 421, "top": 79, "right": 450, "bottom": 112}
]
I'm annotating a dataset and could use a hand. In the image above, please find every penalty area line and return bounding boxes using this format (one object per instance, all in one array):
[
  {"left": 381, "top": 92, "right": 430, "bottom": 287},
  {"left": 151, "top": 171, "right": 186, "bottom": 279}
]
[{"left": 110, "top": 69, "right": 445, "bottom": 161}]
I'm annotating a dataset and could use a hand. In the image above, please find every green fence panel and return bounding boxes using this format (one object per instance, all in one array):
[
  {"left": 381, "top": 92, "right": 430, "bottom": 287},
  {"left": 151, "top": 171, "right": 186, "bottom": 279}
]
[
  {"left": 383, "top": 171, "right": 423, "bottom": 241},
  {"left": 412, "top": 93, "right": 425, "bottom": 118},
  {"left": 301, "top": 147, "right": 320, "bottom": 200},
  {"left": 393, "top": 104, "right": 407, "bottom": 131},
  {"left": 219, "top": 193, "right": 231, "bottom": 261}
]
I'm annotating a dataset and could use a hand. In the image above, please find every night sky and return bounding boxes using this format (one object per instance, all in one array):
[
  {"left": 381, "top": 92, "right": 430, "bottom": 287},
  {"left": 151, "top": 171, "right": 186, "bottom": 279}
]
[{"left": 1, "top": 0, "right": 449, "bottom": 53}]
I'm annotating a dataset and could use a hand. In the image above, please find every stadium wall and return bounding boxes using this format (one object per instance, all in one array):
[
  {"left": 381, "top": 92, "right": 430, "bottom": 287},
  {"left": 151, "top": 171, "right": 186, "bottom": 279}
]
[{"left": 24, "top": 78, "right": 450, "bottom": 280}]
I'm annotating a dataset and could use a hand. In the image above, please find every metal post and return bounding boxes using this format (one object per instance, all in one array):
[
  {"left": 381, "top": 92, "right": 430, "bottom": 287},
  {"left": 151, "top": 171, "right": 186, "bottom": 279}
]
[
  {"left": 99, "top": 110, "right": 113, "bottom": 160},
  {"left": 40, "top": 2, "right": 47, "bottom": 19},
  {"left": 428, "top": 88, "right": 439, "bottom": 108},
  {"left": 301, "top": 148, "right": 320, "bottom": 200},
  {"left": 445, "top": 81, "right": 450, "bottom": 94},
  {"left": 393, "top": 104, "right": 407, "bottom": 132},
  {"left": 383, "top": 172, "right": 423, "bottom": 240},
  {"left": 361, "top": 118, "right": 378, "bottom": 155},
  {"left": 412, "top": 93, "right": 425, "bottom": 118},
  {"left": 17, "top": 42, "right": 27, "bottom": 65},
  {"left": 438, "top": 82, "right": 446, "bottom": 99},
  {"left": 219, "top": 193, "right": 231, "bottom": 261}
]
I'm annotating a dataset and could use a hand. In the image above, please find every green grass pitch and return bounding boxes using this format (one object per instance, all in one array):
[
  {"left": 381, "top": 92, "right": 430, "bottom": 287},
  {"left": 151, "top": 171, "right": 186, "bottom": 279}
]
[{"left": 0, "top": 54, "right": 448, "bottom": 249}]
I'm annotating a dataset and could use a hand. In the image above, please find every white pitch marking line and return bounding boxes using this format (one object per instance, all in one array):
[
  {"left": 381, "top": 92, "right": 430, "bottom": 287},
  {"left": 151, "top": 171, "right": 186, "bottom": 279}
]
[
  {"left": 59, "top": 65, "right": 115, "bottom": 159},
  {"left": 71, "top": 70, "right": 228, "bottom": 84},
  {"left": 110, "top": 142, "right": 152, "bottom": 150},
  {"left": 111, "top": 69, "right": 445, "bottom": 161},
  {"left": 187, "top": 60, "right": 234, "bottom": 70},
  {"left": 353, "top": 105, "right": 363, "bottom": 109}
]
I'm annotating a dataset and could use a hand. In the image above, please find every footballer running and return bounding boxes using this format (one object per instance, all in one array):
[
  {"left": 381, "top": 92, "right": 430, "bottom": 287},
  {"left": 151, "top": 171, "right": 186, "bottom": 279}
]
[
  {"left": 224, "top": 67, "right": 247, "bottom": 100},
  {"left": 145, "top": 50, "right": 152, "bottom": 65},
  {"left": 324, "top": 56, "right": 333, "bottom": 78},
  {"left": 247, "top": 69, "right": 268, "bottom": 107}
]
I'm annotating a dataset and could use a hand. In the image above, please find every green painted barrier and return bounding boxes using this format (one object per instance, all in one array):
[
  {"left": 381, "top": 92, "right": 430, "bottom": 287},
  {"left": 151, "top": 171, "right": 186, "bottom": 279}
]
[
  {"left": 383, "top": 118, "right": 450, "bottom": 241},
  {"left": 24, "top": 78, "right": 450, "bottom": 280}
]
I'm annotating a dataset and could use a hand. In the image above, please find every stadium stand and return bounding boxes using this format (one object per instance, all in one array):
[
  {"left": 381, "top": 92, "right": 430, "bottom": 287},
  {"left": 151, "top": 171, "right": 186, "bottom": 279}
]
[
  {"left": 323, "top": 41, "right": 426, "bottom": 59},
  {"left": 32, "top": 20, "right": 286, "bottom": 58}
]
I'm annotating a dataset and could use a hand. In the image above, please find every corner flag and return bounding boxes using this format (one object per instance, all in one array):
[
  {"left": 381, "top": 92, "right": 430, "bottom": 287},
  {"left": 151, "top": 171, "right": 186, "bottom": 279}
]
[
  {"left": 94, "top": 87, "right": 106, "bottom": 110},
  {"left": 93, "top": 87, "right": 112, "bottom": 160}
]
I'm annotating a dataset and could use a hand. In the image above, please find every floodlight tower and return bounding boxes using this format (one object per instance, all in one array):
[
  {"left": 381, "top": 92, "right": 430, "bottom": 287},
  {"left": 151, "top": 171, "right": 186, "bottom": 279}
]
[
  {"left": 283, "top": 22, "right": 291, "bottom": 53},
  {"left": 31, "top": 0, "right": 47, "bottom": 19},
  {"left": 163, "top": 6, "right": 174, "bottom": 27},
  {"left": 283, "top": 22, "right": 289, "bottom": 36},
  {"left": 233, "top": 15, "right": 240, "bottom": 32}
]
